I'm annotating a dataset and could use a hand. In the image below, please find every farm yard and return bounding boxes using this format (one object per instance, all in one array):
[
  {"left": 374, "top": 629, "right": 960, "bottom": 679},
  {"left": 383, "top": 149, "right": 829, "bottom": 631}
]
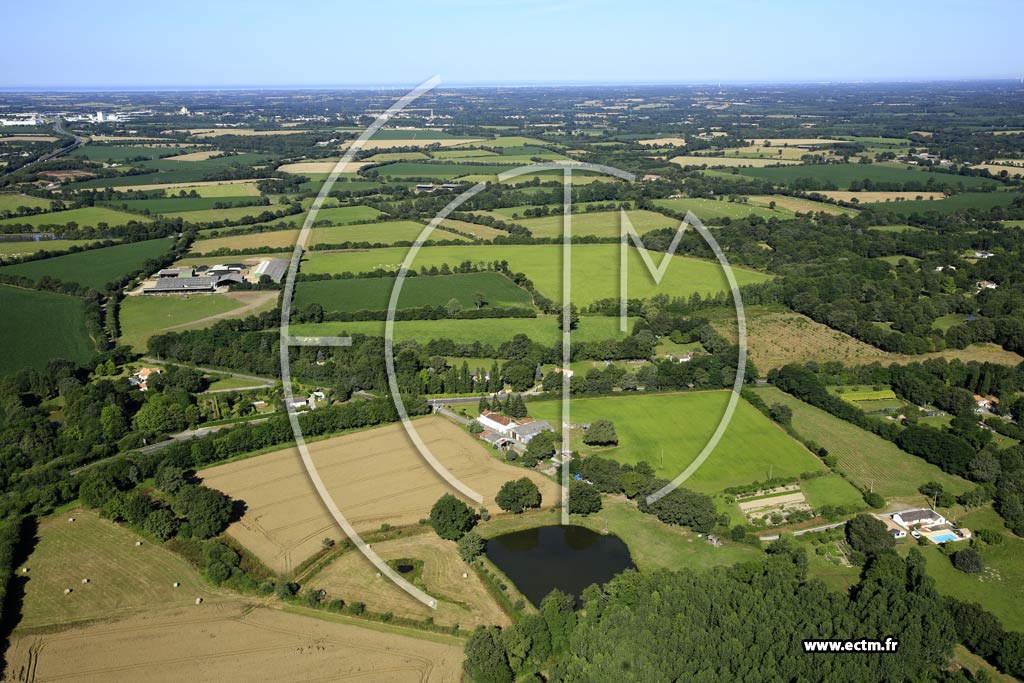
[
  {"left": 301, "top": 243, "right": 772, "bottom": 306},
  {"left": 0, "top": 285, "right": 95, "bottom": 373},
  {"left": 3, "top": 601, "right": 463, "bottom": 682},
  {"left": 198, "top": 416, "right": 560, "bottom": 573},
  {"left": 0, "top": 237, "right": 172, "bottom": 289}
]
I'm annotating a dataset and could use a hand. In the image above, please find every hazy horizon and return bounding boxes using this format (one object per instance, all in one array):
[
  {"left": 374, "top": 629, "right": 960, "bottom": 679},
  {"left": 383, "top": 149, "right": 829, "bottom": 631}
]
[{"left": 3, "top": 0, "right": 1022, "bottom": 88}]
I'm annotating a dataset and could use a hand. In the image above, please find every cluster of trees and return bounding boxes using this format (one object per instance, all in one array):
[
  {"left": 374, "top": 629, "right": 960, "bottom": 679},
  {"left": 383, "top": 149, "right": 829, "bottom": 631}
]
[
  {"left": 495, "top": 478, "right": 542, "bottom": 514},
  {"left": 571, "top": 456, "right": 721, "bottom": 533},
  {"left": 465, "top": 541, "right": 978, "bottom": 682}
]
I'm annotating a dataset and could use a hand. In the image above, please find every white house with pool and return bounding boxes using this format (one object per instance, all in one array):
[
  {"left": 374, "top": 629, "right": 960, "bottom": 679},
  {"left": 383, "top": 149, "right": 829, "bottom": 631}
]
[{"left": 890, "top": 508, "right": 970, "bottom": 544}]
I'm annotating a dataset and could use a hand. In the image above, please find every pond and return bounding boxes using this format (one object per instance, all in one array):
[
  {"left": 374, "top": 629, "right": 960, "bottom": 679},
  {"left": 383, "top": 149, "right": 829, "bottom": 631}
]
[{"left": 485, "top": 525, "right": 635, "bottom": 607}]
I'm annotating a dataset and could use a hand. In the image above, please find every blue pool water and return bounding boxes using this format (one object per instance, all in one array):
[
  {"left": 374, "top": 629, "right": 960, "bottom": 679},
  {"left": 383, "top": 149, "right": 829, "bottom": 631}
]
[{"left": 931, "top": 533, "right": 958, "bottom": 543}]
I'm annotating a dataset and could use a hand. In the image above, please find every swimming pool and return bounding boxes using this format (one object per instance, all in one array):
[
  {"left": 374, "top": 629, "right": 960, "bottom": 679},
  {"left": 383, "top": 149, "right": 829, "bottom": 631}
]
[{"left": 930, "top": 532, "right": 958, "bottom": 543}]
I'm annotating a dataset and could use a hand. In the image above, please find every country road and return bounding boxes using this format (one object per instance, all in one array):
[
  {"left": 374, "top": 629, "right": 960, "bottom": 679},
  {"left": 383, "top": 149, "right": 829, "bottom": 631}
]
[{"left": 140, "top": 356, "right": 276, "bottom": 390}]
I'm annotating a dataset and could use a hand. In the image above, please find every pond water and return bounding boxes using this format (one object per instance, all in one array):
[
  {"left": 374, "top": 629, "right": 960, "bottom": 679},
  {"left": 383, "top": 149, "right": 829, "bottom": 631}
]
[
  {"left": 396, "top": 564, "right": 414, "bottom": 574},
  {"left": 485, "top": 525, "right": 635, "bottom": 607}
]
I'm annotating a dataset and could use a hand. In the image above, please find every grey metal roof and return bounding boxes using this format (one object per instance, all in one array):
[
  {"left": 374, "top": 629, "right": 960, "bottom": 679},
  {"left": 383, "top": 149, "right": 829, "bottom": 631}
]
[
  {"left": 511, "top": 420, "right": 553, "bottom": 439},
  {"left": 254, "top": 258, "right": 289, "bottom": 283},
  {"left": 144, "top": 276, "right": 218, "bottom": 292}
]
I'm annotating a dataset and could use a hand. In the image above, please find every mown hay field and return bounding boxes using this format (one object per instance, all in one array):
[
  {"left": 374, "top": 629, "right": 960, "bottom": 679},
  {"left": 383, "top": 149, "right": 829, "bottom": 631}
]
[
  {"left": 0, "top": 206, "right": 149, "bottom": 229},
  {"left": 307, "top": 533, "right": 508, "bottom": 629},
  {"left": 198, "top": 417, "right": 560, "bottom": 573},
  {"left": 671, "top": 155, "right": 803, "bottom": 168},
  {"left": 4, "top": 601, "right": 463, "bottom": 683}
]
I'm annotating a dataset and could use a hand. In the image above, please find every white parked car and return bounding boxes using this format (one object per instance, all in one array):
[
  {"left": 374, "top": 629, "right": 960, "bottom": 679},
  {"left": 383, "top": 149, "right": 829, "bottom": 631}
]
[{"left": 910, "top": 530, "right": 921, "bottom": 539}]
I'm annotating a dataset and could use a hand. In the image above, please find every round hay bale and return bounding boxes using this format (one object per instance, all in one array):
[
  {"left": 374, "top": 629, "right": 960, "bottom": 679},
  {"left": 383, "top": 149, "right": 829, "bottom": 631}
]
[
  {"left": 81, "top": 578, "right": 90, "bottom": 584},
  {"left": 194, "top": 597, "right": 203, "bottom": 605},
  {"left": 68, "top": 517, "right": 76, "bottom": 523},
  {"left": 134, "top": 541, "right": 143, "bottom": 547},
  {"left": 21, "top": 567, "right": 28, "bottom": 574},
  {"left": 375, "top": 572, "right": 381, "bottom": 578},
  {"left": 462, "top": 572, "right": 468, "bottom": 579},
  {"left": 173, "top": 582, "right": 180, "bottom": 588},
  {"left": 63, "top": 588, "right": 72, "bottom": 595}
]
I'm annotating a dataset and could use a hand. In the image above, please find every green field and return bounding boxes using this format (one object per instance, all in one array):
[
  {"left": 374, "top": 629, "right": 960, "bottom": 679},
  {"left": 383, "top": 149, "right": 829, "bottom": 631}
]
[
  {"left": 71, "top": 145, "right": 189, "bottom": 161},
  {"left": 164, "top": 205, "right": 293, "bottom": 223},
  {"left": 799, "top": 474, "right": 867, "bottom": 511},
  {"left": 529, "top": 391, "right": 835, "bottom": 494},
  {"left": 302, "top": 244, "right": 771, "bottom": 306},
  {"left": 864, "top": 192, "right": 1020, "bottom": 215},
  {"left": 867, "top": 224, "right": 924, "bottom": 233},
  {"left": 900, "top": 536, "right": 1024, "bottom": 632},
  {"left": 0, "top": 285, "right": 96, "bottom": 373},
  {"left": 0, "top": 193, "right": 53, "bottom": 213},
  {"left": 289, "top": 315, "right": 636, "bottom": 347},
  {"left": 293, "top": 272, "right": 533, "bottom": 312},
  {"left": 752, "top": 386, "right": 971, "bottom": 499},
  {"left": 735, "top": 164, "right": 1000, "bottom": 190},
  {"left": 829, "top": 387, "right": 897, "bottom": 402},
  {"left": 513, "top": 209, "right": 677, "bottom": 237},
  {"left": 0, "top": 238, "right": 105, "bottom": 257},
  {"left": 103, "top": 196, "right": 261, "bottom": 213},
  {"left": 0, "top": 237, "right": 172, "bottom": 289},
  {"left": 118, "top": 293, "right": 248, "bottom": 351},
  {"left": 652, "top": 198, "right": 785, "bottom": 221},
  {"left": 0, "top": 206, "right": 151, "bottom": 229},
  {"left": 308, "top": 220, "right": 468, "bottom": 245}
]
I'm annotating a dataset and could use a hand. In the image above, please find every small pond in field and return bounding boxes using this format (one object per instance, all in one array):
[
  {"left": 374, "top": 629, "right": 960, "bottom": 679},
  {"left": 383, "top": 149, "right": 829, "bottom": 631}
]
[{"left": 484, "top": 525, "right": 635, "bottom": 606}]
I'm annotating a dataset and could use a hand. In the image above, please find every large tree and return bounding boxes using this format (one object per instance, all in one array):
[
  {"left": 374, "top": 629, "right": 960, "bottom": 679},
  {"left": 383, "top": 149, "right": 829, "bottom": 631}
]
[
  {"left": 495, "top": 478, "right": 542, "bottom": 514},
  {"left": 845, "top": 513, "right": 895, "bottom": 557},
  {"left": 429, "top": 493, "right": 477, "bottom": 541}
]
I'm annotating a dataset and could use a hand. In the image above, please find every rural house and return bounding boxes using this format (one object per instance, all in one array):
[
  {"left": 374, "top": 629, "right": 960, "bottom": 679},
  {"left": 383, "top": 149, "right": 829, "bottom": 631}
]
[{"left": 891, "top": 508, "right": 946, "bottom": 529}]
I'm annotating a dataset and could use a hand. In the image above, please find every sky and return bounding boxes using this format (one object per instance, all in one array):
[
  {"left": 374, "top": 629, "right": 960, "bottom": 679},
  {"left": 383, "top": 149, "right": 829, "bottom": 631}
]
[{"left": 3, "top": 0, "right": 1022, "bottom": 88}]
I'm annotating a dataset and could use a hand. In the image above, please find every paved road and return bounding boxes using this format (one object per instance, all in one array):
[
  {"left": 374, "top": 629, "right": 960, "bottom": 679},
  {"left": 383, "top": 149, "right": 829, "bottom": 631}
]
[
  {"left": 136, "top": 417, "right": 273, "bottom": 455},
  {"left": 140, "top": 357, "right": 276, "bottom": 389}
]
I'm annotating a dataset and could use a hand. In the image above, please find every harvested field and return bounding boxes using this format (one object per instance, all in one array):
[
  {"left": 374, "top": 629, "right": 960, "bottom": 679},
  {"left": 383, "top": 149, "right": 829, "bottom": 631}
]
[
  {"left": 309, "top": 533, "right": 508, "bottom": 628},
  {"left": 340, "top": 138, "right": 482, "bottom": 150},
  {"left": 971, "top": 163, "right": 1024, "bottom": 177},
  {"left": 100, "top": 179, "right": 262, "bottom": 194},
  {"left": 198, "top": 416, "right": 560, "bottom": 573},
  {"left": 3, "top": 602, "right": 463, "bottom": 683},
  {"left": 192, "top": 128, "right": 308, "bottom": 137},
  {"left": 119, "top": 291, "right": 277, "bottom": 351},
  {"left": 277, "top": 161, "right": 370, "bottom": 174},
  {"left": 0, "top": 135, "right": 57, "bottom": 142},
  {"left": 162, "top": 150, "right": 223, "bottom": 161},
  {"left": 437, "top": 219, "right": 504, "bottom": 240},
  {"left": 15, "top": 508, "right": 216, "bottom": 630},
  {"left": 638, "top": 137, "right": 687, "bottom": 146},
  {"left": 744, "top": 138, "right": 846, "bottom": 146},
  {"left": 818, "top": 191, "right": 946, "bottom": 202},
  {"left": 671, "top": 155, "right": 802, "bottom": 168}
]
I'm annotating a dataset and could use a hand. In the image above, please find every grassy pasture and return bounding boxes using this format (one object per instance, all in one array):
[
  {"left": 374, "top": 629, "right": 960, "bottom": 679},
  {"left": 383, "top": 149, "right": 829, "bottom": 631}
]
[
  {"left": 371, "top": 162, "right": 519, "bottom": 179},
  {"left": 0, "top": 206, "right": 150, "bottom": 229},
  {"left": 751, "top": 386, "right": 970, "bottom": 499},
  {"left": 118, "top": 293, "right": 249, "bottom": 351},
  {"left": 293, "top": 272, "right": 533, "bottom": 312},
  {"left": 437, "top": 219, "right": 506, "bottom": 240},
  {"left": 0, "top": 237, "right": 172, "bottom": 289},
  {"left": 164, "top": 205, "right": 292, "bottom": 224},
  {"left": 671, "top": 155, "right": 803, "bottom": 168},
  {"left": 864, "top": 192, "right": 1020, "bottom": 215},
  {"left": 15, "top": 508, "right": 214, "bottom": 630},
  {"left": 192, "top": 229, "right": 299, "bottom": 253},
  {"left": 106, "top": 180, "right": 263, "bottom": 196},
  {"left": 529, "top": 392, "right": 835, "bottom": 495},
  {"left": 867, "top": 224, "right": 924, "bottom": 232},
  {"left": 301, "top": 244, "right": 771, "bottom": 306},
  {"left": 734, "top": 164, "right": 999, "bottom": 190},
  {"left": 515, "top": 209, "right": 677, "bottom": 237},
  {"left": 0, "top": 193, "right": 53, "bottom": 212},
  {"left": 652, "top": 197, "right": 784, "bottom": 221},
  {"left": 103, "top": 196, "right": 261, "bottom": 213},
  {"left": 0, "top": 285, "right": 95, "bottom": 373},
  {"left": 746, "top": 195, "right": 856, "bottom": 216},
  {"left": 819, "top": 191, "right": 946, "bottom": 202},
  {"left": 70, "top": 145, "right": 189, "bottom": 161},
  {"left": 289, "top": 315, "right": 636, "bottom": 347},
  {"left": 0, "top": 238, "right": 104, "bottom": 257},
  {"left": 307, "top": 220, "right": 469, "bottom": 245}
]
